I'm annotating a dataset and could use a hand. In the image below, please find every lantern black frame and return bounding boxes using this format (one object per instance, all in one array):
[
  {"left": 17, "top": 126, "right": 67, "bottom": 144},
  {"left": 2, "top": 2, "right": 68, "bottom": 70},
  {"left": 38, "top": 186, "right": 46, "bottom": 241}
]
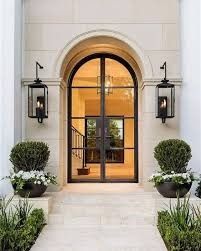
[
  {"left": 156, "top": 62, "right": 175, "bottom": 123},
  {"left": 28, "top": 62, "right": 48, "bottom": 123}
]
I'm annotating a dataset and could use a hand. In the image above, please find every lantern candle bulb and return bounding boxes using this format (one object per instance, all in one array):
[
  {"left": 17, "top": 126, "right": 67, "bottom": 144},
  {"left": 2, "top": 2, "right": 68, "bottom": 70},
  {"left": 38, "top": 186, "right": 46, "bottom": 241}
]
[
  {"left": 160, "top": 99, "right": 167, "bottom": 108},
  {"left": 36, "top": 102, "right": 40, "bottom": 118},
  {"left": 36, "top": 97, "right": 45, "bottom": 123}
]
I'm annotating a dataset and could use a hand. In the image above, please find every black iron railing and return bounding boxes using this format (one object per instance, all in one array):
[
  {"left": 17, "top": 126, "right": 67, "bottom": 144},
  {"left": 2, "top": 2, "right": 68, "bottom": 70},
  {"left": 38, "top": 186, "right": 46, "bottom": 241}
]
[{"left": 72, "top": 126, "right": 86, "bottom": 168}]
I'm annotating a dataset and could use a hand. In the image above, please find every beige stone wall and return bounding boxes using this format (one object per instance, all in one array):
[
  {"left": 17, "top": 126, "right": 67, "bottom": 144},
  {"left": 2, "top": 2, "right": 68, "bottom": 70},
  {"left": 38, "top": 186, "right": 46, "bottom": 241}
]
[
  {"left": 23, "top": 0, "right": 181, "bottom": 190},
  {"left": 141, "top": 83, "right": 181, "bottom": 190},
  {"left": 24, "top": 0, "right": 180, "bottom": 79},
  {"left": 23, "top": 81, "right": 66, "bottom": 190}
]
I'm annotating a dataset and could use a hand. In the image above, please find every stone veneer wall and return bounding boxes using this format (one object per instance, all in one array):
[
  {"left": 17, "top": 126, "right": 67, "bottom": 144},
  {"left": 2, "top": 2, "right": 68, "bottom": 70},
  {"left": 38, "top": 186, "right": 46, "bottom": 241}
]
[{"left": 22, "top": 0, "right": 181, "bottom": 190}]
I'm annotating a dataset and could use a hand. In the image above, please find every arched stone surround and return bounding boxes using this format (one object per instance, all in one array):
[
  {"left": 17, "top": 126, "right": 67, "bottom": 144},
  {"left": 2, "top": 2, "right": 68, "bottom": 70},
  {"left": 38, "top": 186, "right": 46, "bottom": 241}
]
[
  {"left": 55, "top": 30, "right": 150, "bottom": 186},
  {"left": 55, "top": 29, "right": 153, "bottom": 81}
]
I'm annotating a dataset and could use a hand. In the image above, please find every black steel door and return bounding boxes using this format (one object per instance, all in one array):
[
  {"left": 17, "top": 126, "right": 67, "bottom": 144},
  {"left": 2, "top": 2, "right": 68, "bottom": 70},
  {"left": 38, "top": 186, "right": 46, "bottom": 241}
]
[{"left": 68, "top": 53, "right": 138, "bottom": 182}]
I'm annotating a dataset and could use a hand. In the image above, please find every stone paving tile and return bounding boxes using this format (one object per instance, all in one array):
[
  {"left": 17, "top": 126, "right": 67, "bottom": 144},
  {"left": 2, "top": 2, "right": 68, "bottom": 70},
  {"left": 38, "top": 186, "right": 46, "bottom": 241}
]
[
  {"left": 31, "top": 191, "right": 167, "bottom": 251},
  {"left": 31, "top": 225, "right": 166, "bottom": 251}
]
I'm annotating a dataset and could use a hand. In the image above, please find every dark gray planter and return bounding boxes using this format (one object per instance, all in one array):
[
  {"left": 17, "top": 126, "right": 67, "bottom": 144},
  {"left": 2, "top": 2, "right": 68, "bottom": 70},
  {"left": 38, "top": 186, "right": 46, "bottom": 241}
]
[
  {"left": 13, "top": 183, "right": 47, "bottom": 198},
  {"left": 156, "top": 181, "right": 192, "bottom": 198}
]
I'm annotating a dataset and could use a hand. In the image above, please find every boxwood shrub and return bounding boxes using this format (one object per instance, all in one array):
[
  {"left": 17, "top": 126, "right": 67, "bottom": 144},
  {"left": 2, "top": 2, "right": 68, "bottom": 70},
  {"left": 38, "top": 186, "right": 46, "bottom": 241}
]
[
  {"left": 154, "top": 139, "right": 192, "bottom": 173},
  {"left": 10, "top": 141, "right": 50, "bottom": 172}
]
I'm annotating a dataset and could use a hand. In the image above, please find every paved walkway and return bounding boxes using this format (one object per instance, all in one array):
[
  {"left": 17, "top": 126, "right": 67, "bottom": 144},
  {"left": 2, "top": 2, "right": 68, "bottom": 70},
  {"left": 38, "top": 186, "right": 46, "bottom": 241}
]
[{"left": 31, "top": 184, "right": 167, "bottom": 251}]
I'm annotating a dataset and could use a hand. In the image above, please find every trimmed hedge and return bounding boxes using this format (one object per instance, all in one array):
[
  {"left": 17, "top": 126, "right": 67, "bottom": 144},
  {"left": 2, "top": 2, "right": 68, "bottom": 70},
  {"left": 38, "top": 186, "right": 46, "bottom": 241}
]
[
  {"left": 196, "top": 179, "right": 201, "bottom": 198},
  {"left": 158, "top": 210, "right": 201, "bottom": 251},
  {"left": 0, "top": 206, "right": 45, "bottom": 251}
]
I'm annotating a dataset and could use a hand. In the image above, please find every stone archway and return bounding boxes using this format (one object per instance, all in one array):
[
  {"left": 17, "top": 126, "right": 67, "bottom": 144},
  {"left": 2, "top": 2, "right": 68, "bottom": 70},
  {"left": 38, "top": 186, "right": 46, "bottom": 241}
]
[
  {"left": 55, "top": 29, "right": 153, "bottom": 81},
  {"left": 55, "top": 30, "right": 151, "bottom": 187}
]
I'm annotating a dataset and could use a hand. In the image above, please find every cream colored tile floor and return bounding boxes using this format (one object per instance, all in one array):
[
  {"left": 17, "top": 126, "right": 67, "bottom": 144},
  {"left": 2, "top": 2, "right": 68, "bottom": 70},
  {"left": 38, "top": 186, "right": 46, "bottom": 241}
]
[{"left": 31, "top": 184, "right": 167, "bottom": 251}]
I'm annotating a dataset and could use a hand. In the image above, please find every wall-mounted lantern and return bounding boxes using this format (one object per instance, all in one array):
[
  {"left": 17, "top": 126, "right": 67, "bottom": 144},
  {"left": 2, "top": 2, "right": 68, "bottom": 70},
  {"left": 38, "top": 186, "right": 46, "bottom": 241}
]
[
  {"left": 28, "top": 62, "right": 48, "bottom": 123},
  {"left": 156, "top": 62, "right": 175, "bottom": 123}
]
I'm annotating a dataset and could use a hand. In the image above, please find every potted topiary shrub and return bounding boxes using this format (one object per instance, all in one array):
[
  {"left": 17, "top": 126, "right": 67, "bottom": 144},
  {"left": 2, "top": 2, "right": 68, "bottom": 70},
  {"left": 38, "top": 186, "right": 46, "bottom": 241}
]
[
  {"left": 7, "top": 141, "right": 56, "bottom": 198},
  {"left": 149, "top": 139, "right": 196, "bottom": 198}
]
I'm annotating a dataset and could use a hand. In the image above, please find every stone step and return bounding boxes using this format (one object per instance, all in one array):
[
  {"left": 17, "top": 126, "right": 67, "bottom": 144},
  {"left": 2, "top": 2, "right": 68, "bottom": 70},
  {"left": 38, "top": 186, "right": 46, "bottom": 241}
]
[
  {"left": 50, "top": 193, "right": 157, "bottom": 226},
  {"left": 52, "top": 193, "right": 156, "bottom": 206},
  {"left": 32, "top": 225, "right": 166, "bottom": 251},
  {"left": 48, "top": 213, "right": 156, "bottom": 226},
  {"left": 45, "top": 224, "right": 156, "bottom": 230},
  {"left": 31, "top": 188, "right": 167, "bottom": 251},
  {"left": 51, "top": 204, "right": 156, "bottom": 216}
]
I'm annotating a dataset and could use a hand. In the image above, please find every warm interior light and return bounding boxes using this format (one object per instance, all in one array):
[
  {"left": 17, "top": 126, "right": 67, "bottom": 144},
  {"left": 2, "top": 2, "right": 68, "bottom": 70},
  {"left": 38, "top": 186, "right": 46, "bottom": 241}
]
[
  {"left": 106, "top": 80, "right": 110, "bottom": 87},
  {"left": 160, "top": 99, "right": 167, "bottom": 108},
  {"left": 37, "top": 101, "right": 40, "bottom": 107}
]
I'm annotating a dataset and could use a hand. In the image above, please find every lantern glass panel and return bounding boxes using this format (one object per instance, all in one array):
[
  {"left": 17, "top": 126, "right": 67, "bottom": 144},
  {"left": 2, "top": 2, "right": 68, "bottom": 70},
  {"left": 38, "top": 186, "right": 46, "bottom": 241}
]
[
  {"left": 156, "top": 83, "right": 175, "bottom": 120},
  {"left": 28, "top": 84, "right": 48, "bottom": 118}
]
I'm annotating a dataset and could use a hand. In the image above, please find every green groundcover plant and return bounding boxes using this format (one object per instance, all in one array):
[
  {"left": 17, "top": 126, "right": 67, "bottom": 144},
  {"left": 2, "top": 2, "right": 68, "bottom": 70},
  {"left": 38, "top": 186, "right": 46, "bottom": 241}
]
[
  {"left": 195, "top": 178, "right": 201, "bottom": 198},
  {"left": 0, "top": 197, "right": 45, "bottom": 251},
  {"left": 158, "top": 196, "right": 201, "bottom": 251}
]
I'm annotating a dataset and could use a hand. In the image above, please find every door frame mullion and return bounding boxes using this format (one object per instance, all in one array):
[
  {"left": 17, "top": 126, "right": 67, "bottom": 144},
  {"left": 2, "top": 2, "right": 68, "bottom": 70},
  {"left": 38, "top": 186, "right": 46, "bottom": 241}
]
[{"left": 100, "top": 56, "right": 106, "bottom": 182}]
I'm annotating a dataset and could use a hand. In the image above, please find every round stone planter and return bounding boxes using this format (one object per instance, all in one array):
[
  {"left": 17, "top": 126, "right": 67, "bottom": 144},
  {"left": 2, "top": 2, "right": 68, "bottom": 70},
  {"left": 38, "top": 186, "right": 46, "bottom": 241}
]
[
  {"left": 13, "top": 182, "right": 47, "bottom": 198},
  {"left": 156, "top": 181, "right": 192, "bottom": 198}
]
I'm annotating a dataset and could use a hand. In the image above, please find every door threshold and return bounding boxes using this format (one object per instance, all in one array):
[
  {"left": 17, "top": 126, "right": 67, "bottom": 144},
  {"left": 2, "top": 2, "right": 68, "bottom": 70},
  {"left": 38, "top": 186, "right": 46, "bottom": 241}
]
[{"left": 62, "top": 183, "right": 143, "bottom": 194}]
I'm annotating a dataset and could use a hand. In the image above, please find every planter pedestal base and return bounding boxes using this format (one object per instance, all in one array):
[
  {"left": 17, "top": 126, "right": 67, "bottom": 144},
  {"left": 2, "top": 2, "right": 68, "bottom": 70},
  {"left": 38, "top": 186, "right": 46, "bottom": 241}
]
[{"left": 6, "top": 194, "right": 52, "bottom": 222}]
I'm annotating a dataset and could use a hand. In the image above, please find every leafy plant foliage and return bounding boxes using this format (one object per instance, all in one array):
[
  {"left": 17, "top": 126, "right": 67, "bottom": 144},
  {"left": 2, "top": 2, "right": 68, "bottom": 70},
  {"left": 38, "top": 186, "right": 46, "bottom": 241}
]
[
  {"left": 195, "top": 178, "right": 201, "bottom": 198},
  {"left": 10, "top": 141, "right": 50, "bottom": 172},
  {"left": 154, "top": 139, "right": 192, "bottom": 173},
  {"left": 8, "top": 170, "right": 57, "bottom": 192},
  {"left": 0, "top": 197, "right": 45, "bottom": 251},
  {"left": 149, "top": 172, "right": 195, "bottom": 186},
  {"left": 158, "top": 196, "right": 201, "bottom": 251}
]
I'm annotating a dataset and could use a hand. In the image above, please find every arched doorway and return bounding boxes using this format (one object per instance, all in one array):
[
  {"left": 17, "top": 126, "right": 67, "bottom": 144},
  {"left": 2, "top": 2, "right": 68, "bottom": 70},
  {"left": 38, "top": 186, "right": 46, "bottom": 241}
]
[{"left": 68, "top": 53, "right": 138, "bottom": 182}]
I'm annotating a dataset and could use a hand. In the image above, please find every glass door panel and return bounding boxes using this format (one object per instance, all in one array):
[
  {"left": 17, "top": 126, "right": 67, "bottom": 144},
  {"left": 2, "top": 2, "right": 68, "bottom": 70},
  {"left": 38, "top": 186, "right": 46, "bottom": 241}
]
[
  {"left": 72, "top": 88, "right": 101, "bottom": 117},
  {"left": 69, "top": 54, "right": 137, "bottom": 182},
  {"left": 105, "top": 88, "right": 134, "bottom": 117},
  {"left": 71, "top": 118, "right": 101, "bottom": 180},
  {"left": 72, "top": 58, "right": 100, "bottom": 87},
  {"left": 105, "top": 149, "right": 135, "bottom": 180},
  {"left": 71, "top": 57, "right": 101, "bottom": 180},
  {"left": 105, "top": 117, "right": 124, "bottom": 163},
  {"left": 124, "top": 119, "right": 134, "bottom": 148},
  {"left": 105, "top": 58, "right": 133, "bottom": 87},
  {"left": 104, "top": 57, "right": 136, "bottom": 180},
  {"left": 85, "top": 118, "right": 101, "bottom": 163}
]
